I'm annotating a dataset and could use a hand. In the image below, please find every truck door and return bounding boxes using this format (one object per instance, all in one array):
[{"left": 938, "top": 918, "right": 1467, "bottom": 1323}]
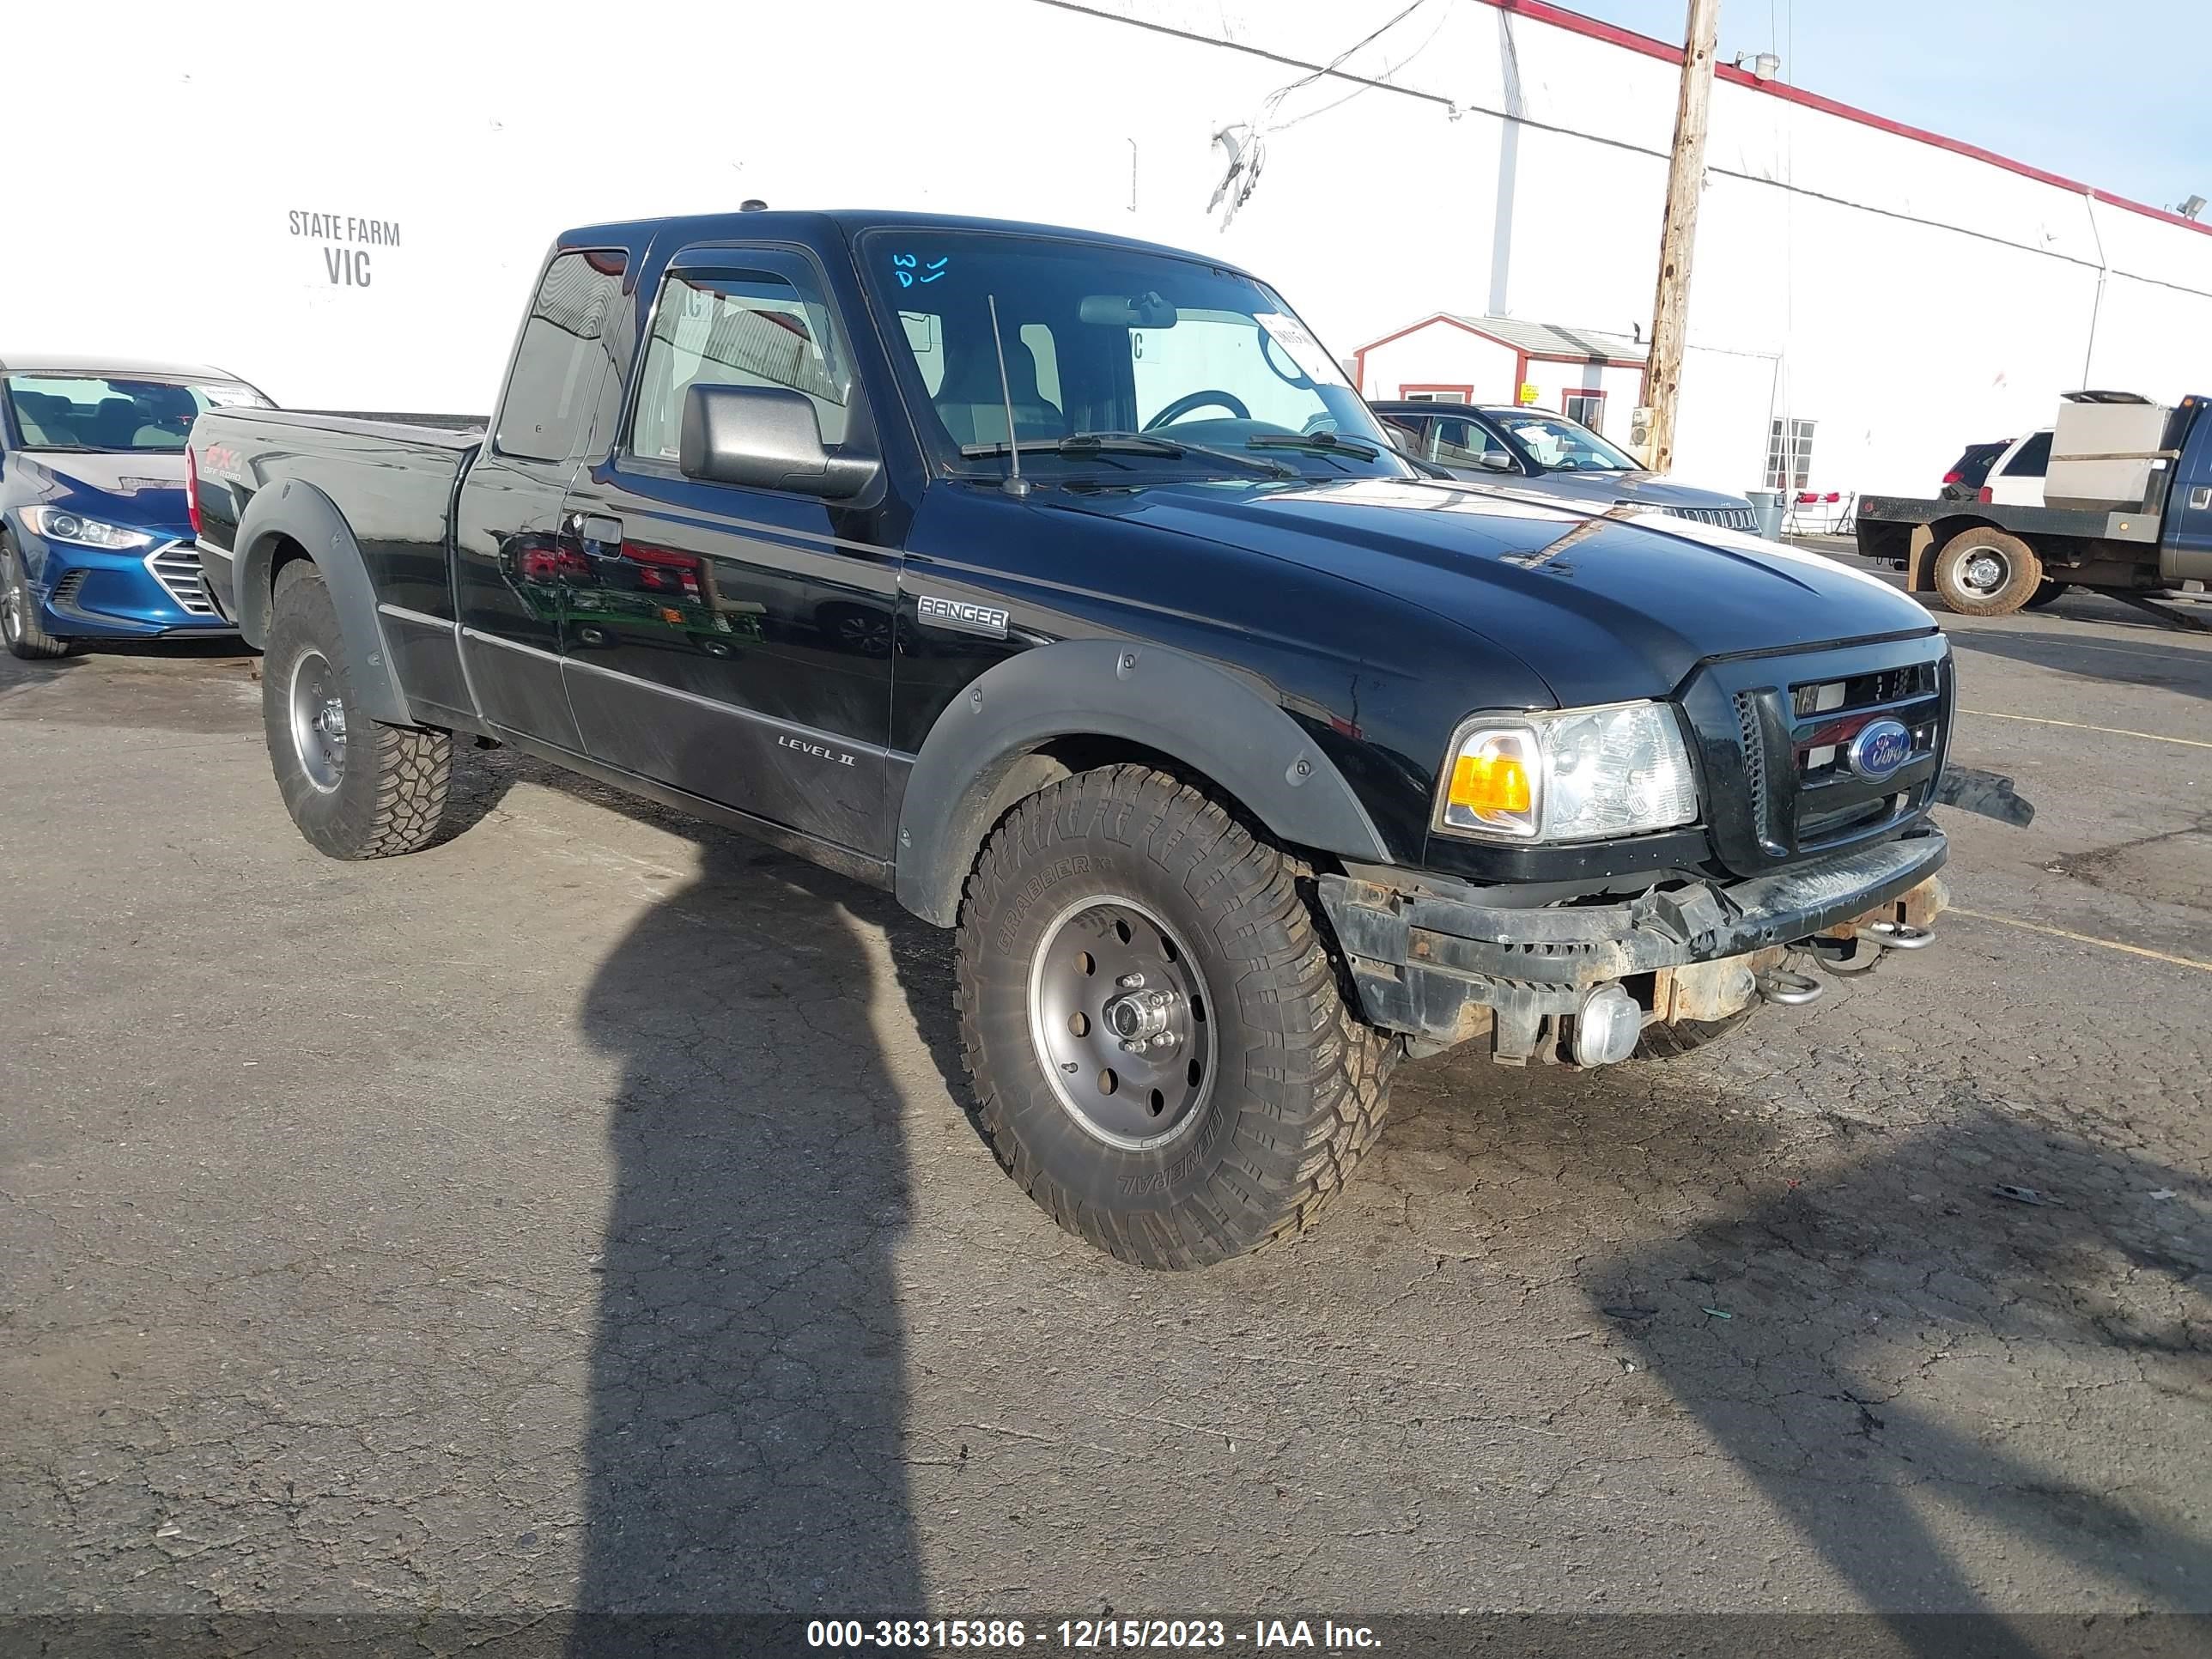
[
  {"left": 454, "top": 247, "right": 632, "bottom": 750},
  {"left": 2162, "top": 398, "right": 2212, "bottom": 586},
  {"left": 556, "top": 245, "right": 899, "bottom": 860}
]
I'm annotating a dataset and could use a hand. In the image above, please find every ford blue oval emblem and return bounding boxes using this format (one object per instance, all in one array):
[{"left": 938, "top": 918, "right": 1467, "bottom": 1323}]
[{"left": 1848, "top": 718, "right": 1914, "bottom": 781}]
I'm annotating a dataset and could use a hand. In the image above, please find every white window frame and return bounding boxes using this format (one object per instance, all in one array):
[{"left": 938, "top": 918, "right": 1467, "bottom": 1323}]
[{"left": 1766, "top": 417, "right": 1817, "bottom": 491}]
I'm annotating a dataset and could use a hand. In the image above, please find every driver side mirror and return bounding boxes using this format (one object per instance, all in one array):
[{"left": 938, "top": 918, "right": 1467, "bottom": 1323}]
[
  {"left": 1477, "top": 451, "right": 1516, "bottom": 472},
  {"left": 680, "top": 384, "right": 877, "bottom": 500}
]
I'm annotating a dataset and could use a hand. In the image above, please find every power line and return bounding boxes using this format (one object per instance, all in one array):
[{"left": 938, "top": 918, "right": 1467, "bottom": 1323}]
[{"left": 1025, "top": 0, "right": 2211, "bottom": 297}]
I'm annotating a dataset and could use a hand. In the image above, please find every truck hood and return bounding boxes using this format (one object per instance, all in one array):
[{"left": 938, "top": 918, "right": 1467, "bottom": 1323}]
[
  {"left": 11, "top": 451, "right": 191, "bottom": 538},
  {"left": 1044, "top": 476, "right": 1932, "bottom": 706},
  {"left": 1508, "top": 470, "right": 1753, "bottom": 514}
]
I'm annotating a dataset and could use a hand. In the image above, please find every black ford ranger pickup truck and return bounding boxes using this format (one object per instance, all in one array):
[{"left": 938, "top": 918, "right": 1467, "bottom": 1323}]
[{"left": 189, "top": 209, "right": 1953, "bottom": 1269}]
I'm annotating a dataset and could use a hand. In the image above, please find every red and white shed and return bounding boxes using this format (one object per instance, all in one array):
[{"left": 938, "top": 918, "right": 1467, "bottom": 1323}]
[{"left": 1352, "top": 314, "right": 1649, "bottom": 439}]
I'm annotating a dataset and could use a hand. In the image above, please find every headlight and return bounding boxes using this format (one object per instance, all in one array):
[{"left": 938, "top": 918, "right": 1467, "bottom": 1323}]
[
  {"left": 1437, "top": 700, "right": 1698, "bottom": 842},
  {"left": 23, "top": 507, "right": 155, "bottom": 551}
]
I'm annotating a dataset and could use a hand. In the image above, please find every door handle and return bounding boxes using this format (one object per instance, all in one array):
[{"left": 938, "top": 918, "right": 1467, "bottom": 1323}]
[
  {"left": 568, "top": 512, "right": 624, "bottom": 549},
  {"left": 2191, "top": 486, "right": 2211, "bottom": 511}
]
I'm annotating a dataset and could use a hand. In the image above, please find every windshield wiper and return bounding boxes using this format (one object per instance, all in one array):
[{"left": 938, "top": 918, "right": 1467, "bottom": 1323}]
[
  {"left": 1246, "top": 432, "right": 1382, "bottom": 462},
  {"left": 959, "top": 432, "right": 1292, "bottom": 478}
]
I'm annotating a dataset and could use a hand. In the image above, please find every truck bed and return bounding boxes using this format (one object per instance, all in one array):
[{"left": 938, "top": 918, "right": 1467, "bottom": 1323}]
[
  {"left": 188, "top": 405, "right": 486, "bottom": 730},
  {"left": 1856, "top": 492, "right": 2161, "bottom": 547},
  {"left": 191, "top": 407, "right": 482, "bottom": 584}
]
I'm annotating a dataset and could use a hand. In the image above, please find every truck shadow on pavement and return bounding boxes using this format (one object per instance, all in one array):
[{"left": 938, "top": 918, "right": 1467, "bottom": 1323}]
[
  {"left": 472, "top": 747, "right": 2209, "bottom": 1644},
  {"left": 1947, "top": 625, "right": 2212, "bottom": 704},
  {"left": 560, "top": 788, "right": 939, "bottom": 1651},
  {"left": 1579, "top": 1086, "right": 2209, "bottom": 1652}
]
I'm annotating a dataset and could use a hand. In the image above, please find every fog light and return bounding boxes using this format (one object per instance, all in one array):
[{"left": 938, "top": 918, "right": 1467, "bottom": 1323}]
[{"left": 1572, "top": 984, "right": 1643, "bottom": 1067}]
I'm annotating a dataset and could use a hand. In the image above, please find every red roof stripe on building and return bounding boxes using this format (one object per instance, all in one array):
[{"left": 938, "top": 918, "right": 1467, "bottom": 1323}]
[{"left": 1484, "top": 0, "right": 2211, "bottom": 240}]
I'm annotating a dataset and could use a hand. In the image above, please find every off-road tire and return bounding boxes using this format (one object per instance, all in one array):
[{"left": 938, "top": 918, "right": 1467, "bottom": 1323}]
[
  {"left": 1932, "top": 526, "right": 2044, "bottom": 617},
  {"left": 1635, "top": 1007, "right": 1756, "bottom": 1060},
  {"left": 263, "top": 561, "right": 451, "bottom": 860},
  {"left": 955, "top": 764, "right": 1395, "bottom": 1269},
  {"left": 2, "top": 538, "right": 71, "bottom": 660},
  {"left": 2024, "top": 578, "right": 2069, "bottom": 610}
]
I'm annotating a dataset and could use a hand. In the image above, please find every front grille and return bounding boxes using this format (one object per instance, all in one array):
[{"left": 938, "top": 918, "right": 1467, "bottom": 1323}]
[
  {"left": 1791, "top": 664, "right": 1936, "bottom": 718},
  {"left": 1734, "top": 690, "right": 1769, "bottom": 838},
  {"left": 145, "top": 542, "right": 216, "bottom": 617},
  {"left": 1686, "top": 638, "right": 1952, "bottom": 876},
  {"left": 1664, "top": 504, "right": 1759, "bottom": 532}
]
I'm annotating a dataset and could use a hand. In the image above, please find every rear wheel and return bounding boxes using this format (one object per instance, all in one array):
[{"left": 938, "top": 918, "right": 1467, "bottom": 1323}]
[
  {"left": 1932, "top": 527, "right": 2044, "bottom": 617},
  {"left": 955, "top": 764, "right": 1395, "bottom": 1269},
  {"left": 2, "top": 538, "right": 71, "bottom": 660},
  {"left": 262, "top": 562, "right": 452, "bottom": 859},
  {"left": 2024, "top": 578, "right": 2069, "bottom": 609}
]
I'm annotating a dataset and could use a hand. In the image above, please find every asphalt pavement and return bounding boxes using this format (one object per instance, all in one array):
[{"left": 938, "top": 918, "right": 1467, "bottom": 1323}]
[{"left": 2, "top": 574, "right": 2207, "bottom": 1653}]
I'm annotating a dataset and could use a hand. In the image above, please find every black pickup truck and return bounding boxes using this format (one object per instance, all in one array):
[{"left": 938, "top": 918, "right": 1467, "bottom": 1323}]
[{"left": 189, "top": 209, "right": 1954, "bottom": 1268}]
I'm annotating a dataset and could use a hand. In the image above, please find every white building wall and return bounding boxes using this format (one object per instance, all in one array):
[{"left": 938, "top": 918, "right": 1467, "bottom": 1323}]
[
  {"left": 9, "top": 0, "right": 2209, "bottom": 497},
  {"left": 1359, "top": 326, "right": 1516, "bottom": 402}
]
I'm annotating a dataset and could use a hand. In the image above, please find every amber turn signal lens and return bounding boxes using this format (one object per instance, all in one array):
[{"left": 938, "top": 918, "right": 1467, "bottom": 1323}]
[{"left": 1449, "top": 750, "right": 1532, "bottom": 818}]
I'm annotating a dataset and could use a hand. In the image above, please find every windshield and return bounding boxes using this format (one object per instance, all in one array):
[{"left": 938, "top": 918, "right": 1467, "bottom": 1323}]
[
  {"left": 1489, "top": 410, "right": 1640, "bottom": 471},
  {"left": 858, "top": 230, "right": 1405, "bottom": 480},
  {"left": 4, "top": 374, "right": 271, "bottom": 453}
]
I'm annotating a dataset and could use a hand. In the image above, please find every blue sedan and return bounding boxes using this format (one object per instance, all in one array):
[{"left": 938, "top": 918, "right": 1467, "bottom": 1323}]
[{"left": 2, "top": 356, "right": 273, "bottom": 659}]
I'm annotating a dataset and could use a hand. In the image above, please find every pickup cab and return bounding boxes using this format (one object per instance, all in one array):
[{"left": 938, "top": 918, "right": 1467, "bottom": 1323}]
[{"left": 189, "top": 209, "right": 1954, "bottom": 1269}]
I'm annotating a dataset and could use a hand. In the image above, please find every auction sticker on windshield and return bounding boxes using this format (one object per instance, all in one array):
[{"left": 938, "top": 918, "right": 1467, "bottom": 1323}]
[{"left": 1255, "top": 313, "right": 1350, "bottom": 388}]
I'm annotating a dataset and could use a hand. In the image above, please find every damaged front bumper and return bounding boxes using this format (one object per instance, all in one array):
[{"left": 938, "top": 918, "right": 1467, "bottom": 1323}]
[{"left": 1319, "top": 830, "right": 1948, "bottom": 1066}]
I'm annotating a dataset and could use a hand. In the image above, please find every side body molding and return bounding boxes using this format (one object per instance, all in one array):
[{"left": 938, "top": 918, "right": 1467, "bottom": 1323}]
[
  {"left": 230, "top": 478, "right": 416, "bottom": 726},
  {"left": 894, "top": 639, "right": 1392, "bottom": 927}
]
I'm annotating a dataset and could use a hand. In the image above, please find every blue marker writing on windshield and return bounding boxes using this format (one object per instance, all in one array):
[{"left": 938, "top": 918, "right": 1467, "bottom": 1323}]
[{"left": 890, "top": 252, "right": 950, "bottom": 289}]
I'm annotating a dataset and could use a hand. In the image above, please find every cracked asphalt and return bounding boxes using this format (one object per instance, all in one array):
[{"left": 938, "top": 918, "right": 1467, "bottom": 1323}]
[{"left": 1, "top": 574, "right": 2207, "bottom": 1650}]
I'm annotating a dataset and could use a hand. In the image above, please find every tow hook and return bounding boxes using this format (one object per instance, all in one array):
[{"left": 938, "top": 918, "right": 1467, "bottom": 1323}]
[
  {"left": 1754, "top": 962, "right": 1826, "bottom": 1006},
  {"left": 1809, "top": 877, "right": 1948, "bottom": 977}
]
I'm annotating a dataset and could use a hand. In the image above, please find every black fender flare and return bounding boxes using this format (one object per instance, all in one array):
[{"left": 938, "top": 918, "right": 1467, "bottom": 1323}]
[
  {"left": 893, "top": 639, "right": 1392, "bottom": 927},
  {"left": 230, "top": 478, "right": 416, "bottom": 726}
]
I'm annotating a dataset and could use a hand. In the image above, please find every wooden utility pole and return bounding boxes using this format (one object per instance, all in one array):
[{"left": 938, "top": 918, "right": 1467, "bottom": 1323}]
[{"left": 1643, "top": 0, "right": 1720, "bottom": 476}]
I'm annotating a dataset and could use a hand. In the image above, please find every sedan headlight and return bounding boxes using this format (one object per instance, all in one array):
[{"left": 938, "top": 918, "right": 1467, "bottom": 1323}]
[
  {"left": 1437, "top": 700, "right": 1698, "bottom": 842},
  {"left": 24, "top": 507, "right": 156, "bottom": 551}
]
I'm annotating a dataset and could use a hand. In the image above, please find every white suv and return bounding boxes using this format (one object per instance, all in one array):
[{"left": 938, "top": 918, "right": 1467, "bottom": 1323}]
[{"left": 1983, "top": 429, "right": 2051, "bottom": 506}]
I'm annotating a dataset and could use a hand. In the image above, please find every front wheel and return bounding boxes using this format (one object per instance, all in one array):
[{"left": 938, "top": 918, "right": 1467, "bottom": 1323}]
[
  {"left": 2, "top": 538, "right": 71, "bottom": 660},
  {"left": 1635, "top": 1007, "right": 1756, "bottom": 1060},
  {"left": 955, "top": 765, "right": 1394, "bottom": 1269},
  {"left": 262, "top": 561, "right": 453, "bottom": 859},
  {"left": 1932, "top": 527, "right": 2044, "bottom": 617}
]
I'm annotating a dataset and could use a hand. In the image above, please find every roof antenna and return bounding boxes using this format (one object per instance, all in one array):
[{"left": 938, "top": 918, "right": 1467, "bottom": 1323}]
[{"left": 987, "top": 294, "right": 1030, "bottom": 499}]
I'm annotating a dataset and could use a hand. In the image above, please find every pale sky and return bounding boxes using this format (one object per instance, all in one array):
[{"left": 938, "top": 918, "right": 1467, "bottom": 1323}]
[{"left": 1560, "top": 0, "right": 2212, "bottom": 213}]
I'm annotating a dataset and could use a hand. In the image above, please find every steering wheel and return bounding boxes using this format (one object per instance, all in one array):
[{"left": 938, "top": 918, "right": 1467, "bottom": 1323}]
[{"left": 1143, "top": 389, "right": 1249, "bottom": 430}]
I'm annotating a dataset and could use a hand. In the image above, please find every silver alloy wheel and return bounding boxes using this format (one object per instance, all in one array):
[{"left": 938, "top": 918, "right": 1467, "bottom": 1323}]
[
  {"left": 1960, "top": 547, "right": 2008, "bottom": 594},
  {"left": 288, "top": 647, "right": 349, "bottom": 793},
  {"left": 1, "top": 551, "right": 21, "bottom": 642},
  {"left": 1026, "top": 894, "right": 1218, "bottom": 1152}
]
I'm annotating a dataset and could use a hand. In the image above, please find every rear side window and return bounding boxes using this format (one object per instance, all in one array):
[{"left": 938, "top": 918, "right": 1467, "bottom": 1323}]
[
  {"left": 1432, "top": 417, "right": 1502, "bottom": 466},
  {"left": 495, "top": 251, "right": 627, "bottom": 462},
  {"left": 2003, "top": 431, "right": 2052, "bottom": 477},
  {"left": 629, "top": 269, "right": 851, "bottom": 464}
]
